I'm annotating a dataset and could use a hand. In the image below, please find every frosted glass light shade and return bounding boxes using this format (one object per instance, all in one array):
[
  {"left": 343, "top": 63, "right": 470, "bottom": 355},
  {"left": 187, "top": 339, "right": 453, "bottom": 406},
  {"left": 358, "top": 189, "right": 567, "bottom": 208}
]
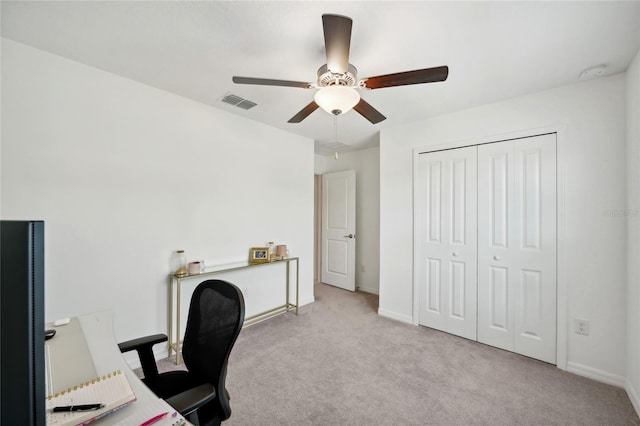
[{"left": 314, "top": 86, "right": 360, "bottom": 115}]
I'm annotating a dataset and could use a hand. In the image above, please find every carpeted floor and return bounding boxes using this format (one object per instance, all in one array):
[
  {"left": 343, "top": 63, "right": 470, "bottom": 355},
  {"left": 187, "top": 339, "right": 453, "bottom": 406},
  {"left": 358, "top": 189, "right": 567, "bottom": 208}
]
[{"left": 149, "top": 283, "right": 640, "bottom": 425}]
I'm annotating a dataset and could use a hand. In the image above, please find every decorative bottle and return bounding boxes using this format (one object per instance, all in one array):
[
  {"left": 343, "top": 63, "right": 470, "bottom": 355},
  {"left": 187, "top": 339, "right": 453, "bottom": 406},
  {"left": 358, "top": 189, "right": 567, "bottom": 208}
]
[{"left": 171, "top": 250, "right": 188, "bottom": 276}]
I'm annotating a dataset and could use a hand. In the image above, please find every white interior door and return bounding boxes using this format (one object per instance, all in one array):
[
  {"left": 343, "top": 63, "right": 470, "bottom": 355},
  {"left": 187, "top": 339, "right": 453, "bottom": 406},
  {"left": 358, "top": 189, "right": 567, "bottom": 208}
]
[
  {"left": 417, "top": 147, "right": 477, "bottom": 340},
  {"left": 321, "top": 170, "right": 356, "bottom": 291},
  {"left": 477, "top": 134, "right": 557, "bottom": 363}
]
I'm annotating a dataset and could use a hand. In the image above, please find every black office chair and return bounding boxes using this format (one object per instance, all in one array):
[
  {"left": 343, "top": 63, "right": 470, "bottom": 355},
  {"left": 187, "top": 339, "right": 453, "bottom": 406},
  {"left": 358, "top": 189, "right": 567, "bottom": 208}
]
[{"left": 119, "top": 279, "right": 245, "bottom": 426}]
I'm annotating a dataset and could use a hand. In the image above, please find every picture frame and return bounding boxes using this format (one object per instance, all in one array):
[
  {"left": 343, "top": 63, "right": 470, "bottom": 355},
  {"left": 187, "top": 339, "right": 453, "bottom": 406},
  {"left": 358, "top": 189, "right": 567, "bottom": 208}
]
[{"left": 250, "top": 247, "right": 270, "bottom": 264}]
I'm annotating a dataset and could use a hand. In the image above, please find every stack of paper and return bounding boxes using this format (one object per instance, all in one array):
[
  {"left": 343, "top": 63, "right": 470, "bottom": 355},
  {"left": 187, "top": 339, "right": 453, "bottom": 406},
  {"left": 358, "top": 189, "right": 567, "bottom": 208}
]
[{"left": 46, "top": 370, "right": 136, "bottom": 426}]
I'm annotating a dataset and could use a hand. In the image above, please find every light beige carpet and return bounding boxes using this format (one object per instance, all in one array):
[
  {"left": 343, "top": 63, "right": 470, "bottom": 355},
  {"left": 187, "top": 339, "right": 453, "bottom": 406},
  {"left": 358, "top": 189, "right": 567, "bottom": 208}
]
[{"left": 150, "top": 283, "right": 639, "bottom": 425}]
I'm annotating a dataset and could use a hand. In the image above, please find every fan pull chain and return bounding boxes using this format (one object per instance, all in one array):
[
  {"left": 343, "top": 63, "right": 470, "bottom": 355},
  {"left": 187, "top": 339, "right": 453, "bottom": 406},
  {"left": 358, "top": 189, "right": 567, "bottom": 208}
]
[{"left": 334, "top": 116, "right": 339, "bottom": 160}]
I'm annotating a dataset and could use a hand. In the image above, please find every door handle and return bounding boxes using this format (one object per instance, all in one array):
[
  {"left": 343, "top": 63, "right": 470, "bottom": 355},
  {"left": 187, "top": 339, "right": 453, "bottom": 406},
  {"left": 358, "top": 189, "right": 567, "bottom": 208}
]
[
  {"left": 493, "top": 256, "right": 501, "bottom": 261},
  {"left": 343, "top": 233, "right": 355, "bottom": 239},
  {"left": 452, "top": 252, "right": 460, "bottom": 257}
]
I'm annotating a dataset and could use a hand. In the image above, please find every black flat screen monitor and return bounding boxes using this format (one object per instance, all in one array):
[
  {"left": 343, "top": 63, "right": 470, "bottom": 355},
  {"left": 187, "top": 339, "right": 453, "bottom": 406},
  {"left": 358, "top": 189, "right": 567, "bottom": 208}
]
[{"left": 1, "top": 220, "right": 46, "bottom": 425}]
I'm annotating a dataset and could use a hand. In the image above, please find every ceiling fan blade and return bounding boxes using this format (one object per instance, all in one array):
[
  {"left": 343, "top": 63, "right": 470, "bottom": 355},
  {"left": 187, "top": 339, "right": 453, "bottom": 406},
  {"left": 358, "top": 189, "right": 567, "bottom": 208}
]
[
  {"left": 361, "top": 66, "right": 449, "bottom": 89},
  {"left": 353, "top": 98, "right": 386, "bottom": 124},
  {"left": 322, "top": 14, "right": 352, "bottom": 74},
  {"left": 288, "top": 101, "right": 320, "bottom": 123},
  {"left": 233, "top": 76, "right": 312, "bottom": 89}
]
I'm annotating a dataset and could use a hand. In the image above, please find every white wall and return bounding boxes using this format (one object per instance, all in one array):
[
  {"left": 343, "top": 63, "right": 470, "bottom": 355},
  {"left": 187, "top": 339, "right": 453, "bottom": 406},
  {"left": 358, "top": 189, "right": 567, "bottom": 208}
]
[
  {"left": 627, "top": 46, "right": 640, "bottom": 410},
  {"left": 1, "top": 40, "right": 315, "bottom": 359},
  {"left": 380, "top": 74, "right": 627, "bottom": 380},
  {"left": 315, "top": 147, "right": 380, "bottom": 294}
]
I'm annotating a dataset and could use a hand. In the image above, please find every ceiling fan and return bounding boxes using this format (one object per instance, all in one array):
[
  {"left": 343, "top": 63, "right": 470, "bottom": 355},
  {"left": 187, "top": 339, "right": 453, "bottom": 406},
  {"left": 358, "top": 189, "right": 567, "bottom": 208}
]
[{"left": 232, "top": 14, "right": 449, "bottom": 125}]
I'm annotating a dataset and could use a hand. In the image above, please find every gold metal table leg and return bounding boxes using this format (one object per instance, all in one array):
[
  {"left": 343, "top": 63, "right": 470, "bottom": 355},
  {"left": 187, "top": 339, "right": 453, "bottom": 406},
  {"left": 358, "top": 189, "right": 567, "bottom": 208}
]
[
  {"left": 175, "top": 279, "right": 181, "bottom": 365},
  {"left": 168, "top": 276, "right": 173, "bottom": 359},
  {"left": 286, "top": 260, "right": 290, "bottom": 312}
]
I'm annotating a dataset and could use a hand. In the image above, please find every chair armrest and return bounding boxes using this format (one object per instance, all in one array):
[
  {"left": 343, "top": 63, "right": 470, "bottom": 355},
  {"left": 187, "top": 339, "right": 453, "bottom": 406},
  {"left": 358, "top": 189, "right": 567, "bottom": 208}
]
[
  {"left": 118, "top": 334, "right": 167, "bottom": 353},
  {"left": 165, "top": 383, "right": 216, "bottom": 418},
  {"left": 118, "top": 334, "right": 167, "bottom": 379}
]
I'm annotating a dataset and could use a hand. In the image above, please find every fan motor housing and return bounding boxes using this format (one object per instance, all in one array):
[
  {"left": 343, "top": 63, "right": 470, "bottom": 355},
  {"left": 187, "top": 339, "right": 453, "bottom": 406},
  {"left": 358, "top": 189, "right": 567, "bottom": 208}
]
[{"left": 317, "top": 64, "right": 358, "bottom": 87}]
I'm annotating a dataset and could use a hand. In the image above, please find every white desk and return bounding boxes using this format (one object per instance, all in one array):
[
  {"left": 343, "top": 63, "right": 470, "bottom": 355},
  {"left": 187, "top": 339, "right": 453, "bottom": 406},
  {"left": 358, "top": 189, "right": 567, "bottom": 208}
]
[{"left": 45, "top": 311, "right": 189, "bottom": 426}]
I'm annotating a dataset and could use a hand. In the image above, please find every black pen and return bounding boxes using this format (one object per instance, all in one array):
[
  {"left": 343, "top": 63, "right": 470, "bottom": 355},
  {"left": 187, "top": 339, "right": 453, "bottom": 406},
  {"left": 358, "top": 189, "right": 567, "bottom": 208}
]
[{"left": 52, "top": 403, "right": 104, "bottom": 412}]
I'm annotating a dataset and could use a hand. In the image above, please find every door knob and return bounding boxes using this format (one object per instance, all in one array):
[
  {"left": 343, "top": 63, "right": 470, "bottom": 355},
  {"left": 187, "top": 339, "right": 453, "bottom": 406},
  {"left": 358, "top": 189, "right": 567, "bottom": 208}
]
[
  {"left": 452, "top": 252, "right": 460, "bottom": 257},
  {"left": 493, "top": 256, "right": 501, "bottom": 261},
  {"left": 343, "top": 234, "right": 355, "bottom": 239}
]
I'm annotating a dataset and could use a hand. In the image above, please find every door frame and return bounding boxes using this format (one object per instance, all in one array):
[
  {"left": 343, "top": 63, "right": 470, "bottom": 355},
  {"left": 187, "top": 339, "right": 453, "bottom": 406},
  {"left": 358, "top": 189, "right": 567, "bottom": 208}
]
[
  {"left": 412, "top": 124, "right": 568, "bottom": 370},
  {"left": 314, "top": 174, "right": 322, "bottom": 286}
]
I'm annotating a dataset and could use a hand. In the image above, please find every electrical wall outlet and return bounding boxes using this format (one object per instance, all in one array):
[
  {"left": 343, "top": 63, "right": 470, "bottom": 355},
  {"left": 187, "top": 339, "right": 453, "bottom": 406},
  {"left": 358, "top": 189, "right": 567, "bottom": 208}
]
[{"left": 574, "top": 318, "right": 590, "bottom": 335}]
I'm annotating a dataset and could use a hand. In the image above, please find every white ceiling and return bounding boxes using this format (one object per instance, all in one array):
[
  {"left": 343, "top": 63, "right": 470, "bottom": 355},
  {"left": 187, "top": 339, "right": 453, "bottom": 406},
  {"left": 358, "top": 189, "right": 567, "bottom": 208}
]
[{"left": 2, "top": 1, "right": 639, "bottom": 155}]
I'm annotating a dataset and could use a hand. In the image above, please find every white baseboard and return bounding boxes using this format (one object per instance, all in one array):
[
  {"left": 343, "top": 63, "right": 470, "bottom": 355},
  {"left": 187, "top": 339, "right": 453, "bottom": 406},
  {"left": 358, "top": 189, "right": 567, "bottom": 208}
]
[
  {"left": 562, "top": 362, "right": 640, "bottom": 418},
  {"left": 298, "top": 296, "right": 315, "bottom": 306},
  {"left": 356, "top": 285, "right": 379, "bottom": 295},
  {"left": 377, "top": 308, "right": 413, "bottom": 324},
  {"left": 566, "top": 361, "right": 626, "bottom": 388},
  {"left": 121, "top": 342, "right": 170, "bottom": 371},
  {"left": 121, "top": 351, "right": 141, "bottom": 370},
  {"left": 625, "top": 379, "right": 640, "bottom": 418}
]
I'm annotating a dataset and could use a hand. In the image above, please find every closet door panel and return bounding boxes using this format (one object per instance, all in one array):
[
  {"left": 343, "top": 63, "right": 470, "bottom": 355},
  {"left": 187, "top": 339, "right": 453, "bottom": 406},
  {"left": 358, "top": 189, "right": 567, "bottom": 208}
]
[
  {"left": 478, "top": 142, "right": 515, "bottom": 351},
  {"left": 427, "top": 161, "right": 442, "bottom": 243},
  {"left": 450, "top": 158, "right": 468, "bottom": 245},
  {"left": 418, "top": 158, "right": 446, "bottom": 331},
  {"left": 490, "top": 154, "right": 509, "bottom": 248},
  {"left": 426, "top": 258, "right": 442, "bottom": 313},
  {"left": 449, "top": 261, "right": 466, "bottom": 319},
  {"left": 478, "top": 134, "right": 556, "bottom": 364},
  {"left": 490, "top": 266, "right": 509, "bottom": 331},
  {"left": 522, "top": 149, "right": 542, "bottom": 249},
  {"left": 513, "top": 134, "right": 556, "bottom": 363},
  {"left": 418, "top": 147, "right": 477, "bottom": 340},
  {"left": 520, "top": 269, "right": 543, "bottom": 338}
]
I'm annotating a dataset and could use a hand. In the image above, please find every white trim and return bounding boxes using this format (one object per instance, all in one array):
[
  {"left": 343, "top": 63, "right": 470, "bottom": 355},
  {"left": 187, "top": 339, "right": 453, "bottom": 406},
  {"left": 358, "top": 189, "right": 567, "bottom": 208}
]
[
  {"left": 121, "top": 343, "right": 170, "bottom": 371},
  {"left": 412, "top": 124, "right": 568, "bottom": 368},
  {"left": 412, "top": 124, "right": 563, "bottom": 154},
  {"left": 555, "top": 125, "right": 568, "bottom": 371},
  {"left": 298, "top": 296, "right": 315, "bottom": 307},
  {"left": 378, "top": 308, "right": 414, "bottom": 324},
  {"left": 566, "top": 361, "right": 626, "bottom": 388},
  {"left": 357, "top": 285, "right": 379, "bottom": 295},
  {"left": 314, "top": 174, "right": 323, "bottom": 287},
  {"left": 412, "top": 151, "right": 421, "bottom": 325},
  {"left": 122, "top": 350, "right": 142, "bottom": 370},
  {"left": 625, "top": 379, "right": 640, "bottom": 418}
]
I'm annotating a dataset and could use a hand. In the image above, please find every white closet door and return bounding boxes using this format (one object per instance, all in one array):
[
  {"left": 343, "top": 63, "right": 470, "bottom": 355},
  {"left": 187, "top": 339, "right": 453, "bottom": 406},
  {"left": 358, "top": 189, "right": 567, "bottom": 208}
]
[
  {"left": 477, "top": 134, "right": 556, "bottom": 363},
  {"left": 417, "top": 147, "right": 477, "bottom": 340}
]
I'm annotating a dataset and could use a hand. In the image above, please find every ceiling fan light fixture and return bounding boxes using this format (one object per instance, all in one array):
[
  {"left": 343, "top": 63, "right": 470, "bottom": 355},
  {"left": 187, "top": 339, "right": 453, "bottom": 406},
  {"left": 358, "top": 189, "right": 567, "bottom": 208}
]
[
  {"left": 233, "top": 14, "right": 447, "bottom": 125},
  {"left": 314, "top": 86, "right": 360, "bottom": 116}
]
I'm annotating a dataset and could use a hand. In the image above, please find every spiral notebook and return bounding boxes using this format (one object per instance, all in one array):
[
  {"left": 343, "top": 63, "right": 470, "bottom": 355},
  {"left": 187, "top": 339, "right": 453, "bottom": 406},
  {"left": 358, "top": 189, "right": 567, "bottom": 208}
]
[{"left": 46, "top": 370, "right": 136, "bottom": 426}]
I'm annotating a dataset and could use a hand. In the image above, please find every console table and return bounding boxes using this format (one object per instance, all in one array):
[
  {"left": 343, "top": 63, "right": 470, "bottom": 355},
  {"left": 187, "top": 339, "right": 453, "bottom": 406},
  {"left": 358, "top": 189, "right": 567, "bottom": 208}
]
[{"left": 168, "top": 257, "right": 299, "bottom": 364}]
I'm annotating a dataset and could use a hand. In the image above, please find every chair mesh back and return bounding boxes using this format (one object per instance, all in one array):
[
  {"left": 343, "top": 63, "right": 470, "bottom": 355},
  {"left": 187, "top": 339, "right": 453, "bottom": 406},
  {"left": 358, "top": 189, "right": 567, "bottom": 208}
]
[{"left": 181, "top": 280, "right": 245, "bottom": 386}]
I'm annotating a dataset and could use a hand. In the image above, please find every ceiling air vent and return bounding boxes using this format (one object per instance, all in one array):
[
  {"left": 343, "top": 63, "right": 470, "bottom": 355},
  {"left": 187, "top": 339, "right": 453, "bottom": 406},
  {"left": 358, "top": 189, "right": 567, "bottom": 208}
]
[{"left": 221, "top": 93, "right": 257, "bottom": 110}]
